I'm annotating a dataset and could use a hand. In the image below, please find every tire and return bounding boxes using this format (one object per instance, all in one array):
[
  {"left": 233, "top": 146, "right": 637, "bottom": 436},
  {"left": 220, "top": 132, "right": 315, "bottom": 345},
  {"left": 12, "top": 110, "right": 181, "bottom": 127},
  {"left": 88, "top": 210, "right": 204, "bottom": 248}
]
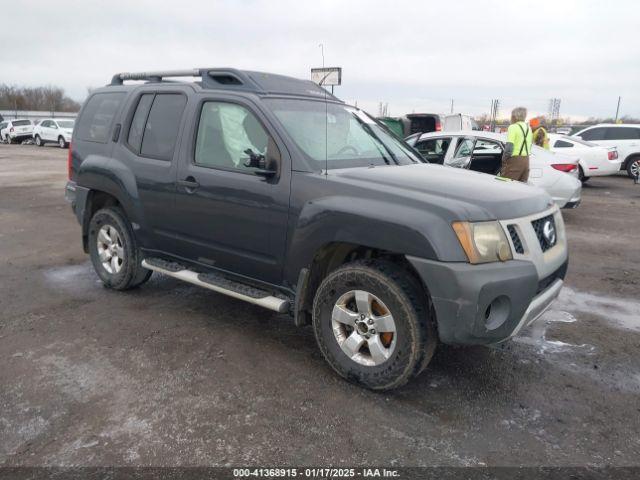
[
  {"left": 35, "top": 135, "right": 43, "bottom": 147},
  {"left": 626, "top": 156, "right": 640, "bottom": 179},
  {"left": 312, "top": 259, "right": 437, "bottom": 390},
  {"left": 58, "top": 136, "right": 67, "bottom": 148},
  {"left": 578, "top": 166, "right": 589, "bottom": 183},
  {"left": 6, "top": 136, "right": 13, "bottom": 144},
  {"left": 88, "top": 206, "right": 152, "bottom": 290}
]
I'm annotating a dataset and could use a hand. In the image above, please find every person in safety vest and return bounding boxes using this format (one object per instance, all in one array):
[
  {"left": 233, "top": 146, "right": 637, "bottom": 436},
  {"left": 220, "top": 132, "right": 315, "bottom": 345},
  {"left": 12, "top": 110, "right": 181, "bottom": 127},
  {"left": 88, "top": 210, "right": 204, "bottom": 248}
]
[
  {"left": 501, "top": 107, "right": 532, "bottom": 182},
  {"left": 530, "top": 116, "right": 550, "bottom": 150}
]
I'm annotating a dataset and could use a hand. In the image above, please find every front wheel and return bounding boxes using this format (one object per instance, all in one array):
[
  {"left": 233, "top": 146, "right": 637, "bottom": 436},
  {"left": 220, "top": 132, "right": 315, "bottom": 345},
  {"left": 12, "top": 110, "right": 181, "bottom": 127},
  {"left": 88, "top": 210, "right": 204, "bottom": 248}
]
[
  {"left": 88, "top": 206, "right": 152, "bottom": 290},
  {"left": 312, "top": 260, "right": 437, "bottom": 390},
  {"left": 627, "top": 157, "right": 640, "bottom": 179}
]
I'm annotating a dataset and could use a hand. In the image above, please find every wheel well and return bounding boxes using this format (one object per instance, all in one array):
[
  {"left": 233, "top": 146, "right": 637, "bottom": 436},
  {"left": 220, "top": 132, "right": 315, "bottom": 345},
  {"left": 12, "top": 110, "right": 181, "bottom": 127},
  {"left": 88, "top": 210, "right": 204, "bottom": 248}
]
[
  {"left": 623, "top": 154, "right": 640, "bottom": 169},
  {"left": 295, "top": 242, "right": 427, "bottom": 326},
  {"left": 81, "top": 190, "right": 122, "bottom": 252}
]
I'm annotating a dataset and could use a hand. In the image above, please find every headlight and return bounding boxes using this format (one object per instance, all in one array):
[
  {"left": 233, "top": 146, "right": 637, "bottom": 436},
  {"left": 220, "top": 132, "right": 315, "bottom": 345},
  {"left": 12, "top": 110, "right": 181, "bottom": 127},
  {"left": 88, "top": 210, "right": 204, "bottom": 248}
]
[{"left": 452, "top": 221, "right": 512, "bottom": 264}]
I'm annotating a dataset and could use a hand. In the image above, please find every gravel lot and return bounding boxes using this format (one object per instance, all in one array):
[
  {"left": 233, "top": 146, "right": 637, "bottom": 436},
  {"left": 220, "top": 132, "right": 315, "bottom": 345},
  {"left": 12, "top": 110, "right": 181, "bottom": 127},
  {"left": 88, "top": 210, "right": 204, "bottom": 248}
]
[{"left": 1, "top": 144, "right": 639, "bottom": 467}]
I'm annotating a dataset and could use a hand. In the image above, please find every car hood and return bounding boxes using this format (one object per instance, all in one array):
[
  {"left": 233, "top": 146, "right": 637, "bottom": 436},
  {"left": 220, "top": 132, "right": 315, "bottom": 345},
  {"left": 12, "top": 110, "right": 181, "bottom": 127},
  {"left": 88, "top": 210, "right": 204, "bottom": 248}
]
[{"left": 331, "top": 163, "right": 553, "bottom": 221}]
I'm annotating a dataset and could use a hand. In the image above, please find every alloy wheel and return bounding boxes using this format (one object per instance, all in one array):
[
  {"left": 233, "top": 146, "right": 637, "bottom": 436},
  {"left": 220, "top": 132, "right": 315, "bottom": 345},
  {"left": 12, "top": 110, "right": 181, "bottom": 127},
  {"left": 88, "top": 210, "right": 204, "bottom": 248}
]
[
  {"left": 96, "top": 225, "right": 124, "bottom": 274},
  {"left": 331, "top": 290, "right": 397, "bottom": 366}
]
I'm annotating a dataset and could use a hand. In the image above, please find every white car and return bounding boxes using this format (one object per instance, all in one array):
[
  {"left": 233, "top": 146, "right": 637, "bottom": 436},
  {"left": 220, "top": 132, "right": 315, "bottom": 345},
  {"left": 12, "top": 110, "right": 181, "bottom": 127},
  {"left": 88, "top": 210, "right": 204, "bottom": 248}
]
[
  {"left": 572, "top": 124, "right": 640, "bottom": 178},
  {"left": 2, "top": 119, "right": 34, "bottom": 144},
  {"left": 548, "top": 133, "right": 621, "bottom": 182},
  {"left": 33, "top": 118, "right": 75, "bottom": 148},
  {"left": 407, "top": 131, "right": 582, "bottom": 209},
  {"left": 0, "top": 121, "right": 8, "bottom": 142}
]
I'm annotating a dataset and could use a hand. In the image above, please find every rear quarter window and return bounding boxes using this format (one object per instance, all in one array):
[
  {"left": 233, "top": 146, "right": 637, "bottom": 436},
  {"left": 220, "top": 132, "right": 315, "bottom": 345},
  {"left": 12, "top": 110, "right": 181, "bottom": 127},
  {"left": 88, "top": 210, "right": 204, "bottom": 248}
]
[
  {"left": 76, "top": 92, "right": 125, "bottom": 143},
  {"left": 606, "top": 127, "right": 640, "bottom": 140}
]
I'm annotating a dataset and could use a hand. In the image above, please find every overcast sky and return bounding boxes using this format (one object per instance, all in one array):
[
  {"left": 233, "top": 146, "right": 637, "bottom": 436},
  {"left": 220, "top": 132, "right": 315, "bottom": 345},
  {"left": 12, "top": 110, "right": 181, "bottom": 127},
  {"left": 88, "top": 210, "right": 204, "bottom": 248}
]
[{"left": 2, "top": 0, "right": 639, "bottom": 120}]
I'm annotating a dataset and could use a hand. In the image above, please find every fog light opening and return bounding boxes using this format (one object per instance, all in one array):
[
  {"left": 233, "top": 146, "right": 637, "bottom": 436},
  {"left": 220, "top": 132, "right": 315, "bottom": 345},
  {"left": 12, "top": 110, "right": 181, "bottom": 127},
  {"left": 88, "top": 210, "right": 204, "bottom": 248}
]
[{"left": 484, "top": 295, "right": 511, "bottom": 331}]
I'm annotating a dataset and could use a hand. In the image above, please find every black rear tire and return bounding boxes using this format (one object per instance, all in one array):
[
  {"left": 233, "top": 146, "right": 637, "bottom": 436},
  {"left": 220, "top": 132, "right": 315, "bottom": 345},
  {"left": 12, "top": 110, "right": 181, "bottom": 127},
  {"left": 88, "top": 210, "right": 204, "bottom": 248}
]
[
  {"left": 58, "top": 136, "right": 67, "bottom": 148},
  {"left": 578, "top": 166, "right": 589, "bottom": 183},
  {"left": 312, "top": 259, "right": 437, "bottom": 390},
  {"left": 88, "top": 206, "right": 152, "bottom": 290},
  {"left": 626, "top": 156, "right": 640, "bottom": 179}
]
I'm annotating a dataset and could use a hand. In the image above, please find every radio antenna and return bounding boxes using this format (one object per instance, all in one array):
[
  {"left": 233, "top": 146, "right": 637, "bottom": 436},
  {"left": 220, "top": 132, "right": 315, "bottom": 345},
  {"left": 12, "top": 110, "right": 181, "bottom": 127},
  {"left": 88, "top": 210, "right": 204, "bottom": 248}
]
[{"left": 319, "top": 43, "right": 328, "bottom": 177}]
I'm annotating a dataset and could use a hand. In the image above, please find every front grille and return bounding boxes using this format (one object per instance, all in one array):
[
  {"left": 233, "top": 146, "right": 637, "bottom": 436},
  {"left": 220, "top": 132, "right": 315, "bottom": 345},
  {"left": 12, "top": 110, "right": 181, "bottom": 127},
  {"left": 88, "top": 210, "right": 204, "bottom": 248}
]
[
  {"left": 531, "top": 214, "right": 556, "bottom": 252},
  {"left": 536, "top": 261, "right": 568, "bottom": 294},
  {"left": 507, "top": 225, "right": 524, "bottom": 254}
]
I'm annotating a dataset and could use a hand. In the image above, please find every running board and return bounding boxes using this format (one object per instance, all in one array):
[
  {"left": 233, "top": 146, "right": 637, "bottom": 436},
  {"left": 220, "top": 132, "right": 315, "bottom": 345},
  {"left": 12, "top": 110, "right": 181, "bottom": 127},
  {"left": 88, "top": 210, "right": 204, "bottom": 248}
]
[{"left": 141, "top": 258, "right": 289, "bottom": 313}]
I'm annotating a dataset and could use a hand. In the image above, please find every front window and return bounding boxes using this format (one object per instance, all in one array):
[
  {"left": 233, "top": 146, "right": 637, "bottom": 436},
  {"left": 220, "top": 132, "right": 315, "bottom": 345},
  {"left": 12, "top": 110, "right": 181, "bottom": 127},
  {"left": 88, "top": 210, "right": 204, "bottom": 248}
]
[
  {"left": 414, "top": 138, "right": 451, "bottom": 164},
  {"left": 265, "top": 98, "right": 422, "bottom": 169}
]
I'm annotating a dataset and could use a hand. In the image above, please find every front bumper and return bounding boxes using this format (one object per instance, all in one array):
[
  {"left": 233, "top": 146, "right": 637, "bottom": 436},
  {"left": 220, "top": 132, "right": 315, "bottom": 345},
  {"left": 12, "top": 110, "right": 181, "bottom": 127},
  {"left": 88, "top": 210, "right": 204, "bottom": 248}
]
[{"left": 407, "top": 206, "right": 568, "bottom": 345}]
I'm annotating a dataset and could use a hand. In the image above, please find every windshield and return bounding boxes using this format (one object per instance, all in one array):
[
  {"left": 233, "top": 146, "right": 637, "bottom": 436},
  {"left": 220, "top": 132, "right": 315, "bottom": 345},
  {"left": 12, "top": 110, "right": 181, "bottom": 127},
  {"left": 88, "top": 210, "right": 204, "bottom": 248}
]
[
  {"left": 266, "top": 98, "right": 422, "bottom": 169},
  {"left": 57, "top": 120, "right": 75, "bottom": 129}
]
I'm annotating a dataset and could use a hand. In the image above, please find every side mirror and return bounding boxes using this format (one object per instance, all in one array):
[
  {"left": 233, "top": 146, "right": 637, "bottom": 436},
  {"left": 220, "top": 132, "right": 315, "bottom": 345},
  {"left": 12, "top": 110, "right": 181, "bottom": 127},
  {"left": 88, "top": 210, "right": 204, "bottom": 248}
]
[{"left": 244, "top": 149, "right": 278, "bottom": 177}]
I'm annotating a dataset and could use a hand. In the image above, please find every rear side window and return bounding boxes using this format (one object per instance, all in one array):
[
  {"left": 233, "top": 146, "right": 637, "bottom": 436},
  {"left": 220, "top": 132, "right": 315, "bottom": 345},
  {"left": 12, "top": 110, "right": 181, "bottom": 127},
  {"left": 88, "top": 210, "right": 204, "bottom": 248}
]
[
  {"left": 580, "top": 127, "right": 606, "bottom": 141},
  {"left": 13, "top": 120, "right": 31, "bottom": 126},
  {"left": 76, "top": 92, "right": 124, "bottom": 143},
  {"left": 139, "top": 94, "right": 187, "bottom": 160},
  {"left": 554, "top": 139, "right": 573, "bottom": 148},
  {"left": 605, "top": 127, "right": 640, "bottom": 140},
  {"left": 127, "top": 94, "right": 154, "bottom": 152}
]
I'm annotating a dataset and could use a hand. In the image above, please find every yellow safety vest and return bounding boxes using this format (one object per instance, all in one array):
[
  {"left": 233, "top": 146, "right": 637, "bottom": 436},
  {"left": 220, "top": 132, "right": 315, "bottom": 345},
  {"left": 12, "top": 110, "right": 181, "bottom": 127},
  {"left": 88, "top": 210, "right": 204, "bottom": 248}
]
[
  {"left": 507, "top": 121, "right": 532, "bottom": 156},
  {"left": 533, "top": 127, "right": 550, "bottom": 150}
]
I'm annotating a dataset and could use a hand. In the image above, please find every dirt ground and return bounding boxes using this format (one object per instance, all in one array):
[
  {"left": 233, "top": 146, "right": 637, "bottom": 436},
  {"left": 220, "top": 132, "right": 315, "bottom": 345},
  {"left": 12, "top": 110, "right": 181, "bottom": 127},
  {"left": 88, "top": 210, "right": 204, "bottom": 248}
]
[{"left": 1, "top": 144, "right": 639, "bottom": 467}]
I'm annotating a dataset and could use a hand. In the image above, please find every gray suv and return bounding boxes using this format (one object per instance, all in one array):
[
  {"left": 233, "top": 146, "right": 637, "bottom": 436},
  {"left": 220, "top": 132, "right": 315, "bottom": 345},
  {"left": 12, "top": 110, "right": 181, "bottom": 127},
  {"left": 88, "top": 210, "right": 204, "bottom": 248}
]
[{"left": 65, "top": 68, "right": 568, "bottom": 390}]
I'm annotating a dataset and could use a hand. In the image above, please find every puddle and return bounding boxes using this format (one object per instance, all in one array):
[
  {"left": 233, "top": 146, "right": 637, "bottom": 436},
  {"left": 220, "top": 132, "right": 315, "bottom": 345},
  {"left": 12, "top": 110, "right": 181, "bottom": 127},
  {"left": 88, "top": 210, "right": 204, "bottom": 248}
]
[
  {"left": 514, "top": 314, "right": 593, "bottom": 354},
  {"left": 43, "top": 262, "right": 101, "bottom": 293},
  {"left": 550, "top": 287, "right": 640, "bottom": 332}
]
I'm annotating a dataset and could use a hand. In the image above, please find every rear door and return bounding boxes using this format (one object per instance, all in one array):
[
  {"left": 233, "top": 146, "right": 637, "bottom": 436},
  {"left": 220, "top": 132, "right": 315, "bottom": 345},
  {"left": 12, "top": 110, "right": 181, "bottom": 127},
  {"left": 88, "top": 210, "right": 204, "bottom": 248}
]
[
  {"left": 171, "top": 94, "right": 291, "bottom": 284},
  {"left": 43, "top": 120, "right": 55, "bottom": 141},
  {"left": 111, "top": 87, "right": 189, "bottom": 254}
]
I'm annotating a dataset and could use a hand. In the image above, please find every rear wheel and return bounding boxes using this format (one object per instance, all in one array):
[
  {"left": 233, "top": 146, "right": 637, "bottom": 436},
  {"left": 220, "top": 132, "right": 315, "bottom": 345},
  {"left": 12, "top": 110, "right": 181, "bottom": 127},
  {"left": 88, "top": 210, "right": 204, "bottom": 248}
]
[
  {"left": 578, "top": 166, "right": 589, "bottom": 183},
  {"left": 88, "top": 207, "right": 152, "bottom": 290},
  {"left": 627, "top": 156, "right": 640, "bottom": 179},
  {"left": 312, "top": 260, "right": 437, "bottom": 390},
  {"left": 58, "top": 136, "right": 67, "bottom": 148},
  {"left": 35, "top": 135, "right": 43, "bottom": 147}
]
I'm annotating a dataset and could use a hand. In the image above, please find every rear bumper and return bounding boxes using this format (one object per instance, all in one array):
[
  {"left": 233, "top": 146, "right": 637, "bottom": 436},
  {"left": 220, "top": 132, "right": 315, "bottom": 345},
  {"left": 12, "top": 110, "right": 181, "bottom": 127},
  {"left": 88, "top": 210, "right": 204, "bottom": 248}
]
[{"left": 407, "top": 256, "right": 567, "bottom": 345}]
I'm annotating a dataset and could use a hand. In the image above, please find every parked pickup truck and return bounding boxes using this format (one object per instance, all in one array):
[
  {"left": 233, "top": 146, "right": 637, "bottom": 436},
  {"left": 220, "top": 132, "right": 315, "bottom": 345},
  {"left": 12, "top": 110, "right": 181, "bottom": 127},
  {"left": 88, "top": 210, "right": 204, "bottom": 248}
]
[{"left": 65, "top": 68, "right": 568, "bottom": 390}]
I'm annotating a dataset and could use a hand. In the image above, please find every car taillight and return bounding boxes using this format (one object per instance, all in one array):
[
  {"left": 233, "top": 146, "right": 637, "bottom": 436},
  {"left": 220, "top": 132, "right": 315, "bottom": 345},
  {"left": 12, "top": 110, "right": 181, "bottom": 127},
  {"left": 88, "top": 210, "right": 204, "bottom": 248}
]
[
  {"left": 608, "top": 150, "right": 618, "bottom": 160},
  {"left": 10, "top": 127, "right": 14, "bottom": 132},
  {"left": 67, "top": 143, "right": 73, "bottom": 179},
  {"left": 551, "top": 163, "right": 577, "bottom": 173}
]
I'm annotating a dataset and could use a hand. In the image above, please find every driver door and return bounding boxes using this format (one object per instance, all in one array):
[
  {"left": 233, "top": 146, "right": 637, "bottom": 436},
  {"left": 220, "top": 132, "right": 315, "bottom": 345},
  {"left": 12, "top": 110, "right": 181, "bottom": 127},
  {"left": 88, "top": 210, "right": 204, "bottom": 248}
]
[
  {"left": 172, "top": 97, "right": 291, "bottom": 284},
  {"left": 445, "top": 136, "right": 476, "bottom": 169}
]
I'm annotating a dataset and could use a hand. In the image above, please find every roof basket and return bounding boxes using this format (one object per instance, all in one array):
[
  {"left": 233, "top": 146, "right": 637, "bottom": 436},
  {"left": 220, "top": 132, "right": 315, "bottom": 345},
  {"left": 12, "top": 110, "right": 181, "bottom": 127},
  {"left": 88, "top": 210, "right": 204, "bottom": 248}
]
[
  {"left": 109, "top": 68, "right": 341, "bottom": 101},
  {"left": 110, "top": 68, "right": 259, "bottom": 91}
]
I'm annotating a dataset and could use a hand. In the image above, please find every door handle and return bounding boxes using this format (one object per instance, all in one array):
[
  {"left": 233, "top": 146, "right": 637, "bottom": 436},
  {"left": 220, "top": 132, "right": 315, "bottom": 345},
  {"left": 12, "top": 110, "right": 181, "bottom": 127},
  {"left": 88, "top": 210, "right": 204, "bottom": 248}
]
[{"left": 178, "top": 177, "right": 200, "bottom": 192}]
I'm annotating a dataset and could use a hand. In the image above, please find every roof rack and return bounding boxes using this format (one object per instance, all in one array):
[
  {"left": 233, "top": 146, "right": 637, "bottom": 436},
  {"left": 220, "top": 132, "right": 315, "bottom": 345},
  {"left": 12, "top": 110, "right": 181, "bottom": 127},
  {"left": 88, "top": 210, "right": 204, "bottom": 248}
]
[{"left": 109, "top": 68, "right": 340, "bottom": 101}]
